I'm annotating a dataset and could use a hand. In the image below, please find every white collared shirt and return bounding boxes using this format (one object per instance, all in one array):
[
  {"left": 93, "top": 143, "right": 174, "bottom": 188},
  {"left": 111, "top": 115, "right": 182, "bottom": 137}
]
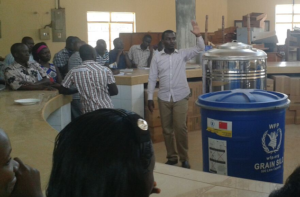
[{"left": 148, "top": 36, "right": 205, "bottom": 102}]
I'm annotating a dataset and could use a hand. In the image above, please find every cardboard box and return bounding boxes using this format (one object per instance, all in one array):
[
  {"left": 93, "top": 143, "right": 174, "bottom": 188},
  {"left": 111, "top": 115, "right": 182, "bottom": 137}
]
[
  {"left": 286, "top": 110, "right": 296, "bottom": 125},
  {"left": 144, "top": 108, "right": 161, "bottom": 127},
  {"left": 271, "top": 75, "right": 290, "bottom": 94},
  {"left": 267, "top": 78, "right": 274, "bottom": 91},
  {"left": 149, "top": 126, "right": 164, "bottom": 143},
  {"left": 188, "top": 99, "right": 200, "bottom": 116},
  {"left": 290, "top": 95, "right": 300, "bottom": 102},
  {"left": 289, "top": 101, "right": 300, "bottom": 110},
  {"left": 290, "top": 77, "right": 300, "bottom": 96},
  {"left": 267, "top": 53, "right": 283, "bottom": 62},
  {"left": 296, "top": 110, "right": 300, "bottom": 125},
  {"left": 189, "top": 81, "right": 203, "bottom": 101},
  {"left": 187, "top": 115, "right": 201, "bottom": 131},
  {"left": 242, "top": 13, "right": 267, "bottom": 28}
]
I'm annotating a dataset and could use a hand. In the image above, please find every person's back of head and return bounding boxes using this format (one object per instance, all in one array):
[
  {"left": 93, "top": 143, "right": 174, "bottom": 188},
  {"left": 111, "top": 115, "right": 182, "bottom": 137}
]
[
  {"left": 269, "top": 166, "right": 300, "bottom": 197},
  {"left": 79, "top": 44, "right": 96, "bottom": 61},
  {"left": 73, "top": 41, "right": 86, "bottom": 52},
  {"left": 66, "top": 36, "right": 80, "bottom": 51},
  {"left": 47, "top": 109, "right": 155, "bottom": 197}
]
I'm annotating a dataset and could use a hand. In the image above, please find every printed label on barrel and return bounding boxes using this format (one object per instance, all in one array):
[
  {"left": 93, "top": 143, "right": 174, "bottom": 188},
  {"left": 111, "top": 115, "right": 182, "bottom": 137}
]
[
  {"left": 208, "top": 138, "right": 227, "bottom": 175},
  {"left": 207, "top": 118, "right": 232, "bottom": 138},
  {"left": 255, "top": 123, "right": 284, "bottom": 173}
]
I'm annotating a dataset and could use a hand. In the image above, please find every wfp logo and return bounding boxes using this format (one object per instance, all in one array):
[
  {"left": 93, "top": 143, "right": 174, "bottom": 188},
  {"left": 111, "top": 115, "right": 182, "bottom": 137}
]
[{"left": 262, "top": 127, "right": 282, "bottom": 154}]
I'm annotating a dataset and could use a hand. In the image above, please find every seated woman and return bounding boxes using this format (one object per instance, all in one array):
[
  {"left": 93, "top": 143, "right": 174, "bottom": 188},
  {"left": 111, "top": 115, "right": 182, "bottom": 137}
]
[
  {"left": 32, "top": 43, "right": 62, "bottom": 84},
  {"left": 47, "top": 109, "right": 160, "bottom": 197},
  {"left": 0, "top": 128, "right": 43, "bottom": 197}
]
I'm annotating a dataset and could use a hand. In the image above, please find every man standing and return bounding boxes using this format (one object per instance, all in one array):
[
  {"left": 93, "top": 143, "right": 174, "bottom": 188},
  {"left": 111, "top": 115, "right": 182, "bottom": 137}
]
[
  {"left": 4, "top": 37, "right": 35, "bottom": 66},
  {"left": 95, "top": 39, "right": 109, "bottom": 66},
  {"left": 109, "top": 38, "right": 132, "bottom": 69},
  {"left": 60, "top": 44, "right": 118, "bottom": 114},
  {"left": 53, "top": 36, "right": 80, "bottom": 77},
  {"left": 128, "top": 35, "right": 153, "bottom": 68},
  {"left": 147, "top": 21, "right": 205, "bottom": 169},
  {"left": 67, "top": 40, "right": 86, "bottom": 119},
  {"left": 5, "top": 43, "right": 52, "bottom": 90}
]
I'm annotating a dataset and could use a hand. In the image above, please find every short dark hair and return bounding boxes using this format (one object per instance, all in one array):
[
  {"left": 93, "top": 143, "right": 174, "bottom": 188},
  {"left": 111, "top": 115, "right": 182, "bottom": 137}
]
[
  {"left": 79, "top": 44, "right": 95, "bottom": 61},
  {"left": 162, "top": 30, "right": 175, "bottom": 40},
  {"left": 143, "top": 35, "right": 152, "bottom": 41},
  {"left": 96, "top": 39, "right": 106, "bottom": 46},
  {"left": 10, "top": 43, "right": 25, "bottom": 56},
  {"left": 269, "top": 166, "right": 300, "bottom": 197},
  {"left": 21, "top": 36, "right": 33, "bottom": 44},
  {"left": 47, "top": 109, "right": 153, "bottom": 197},
  {"left": 32, "top": 42, "right": 47, "bottom": 61},
  {"left": 113, "top": 38, "right": 122, "bottom": 46}
]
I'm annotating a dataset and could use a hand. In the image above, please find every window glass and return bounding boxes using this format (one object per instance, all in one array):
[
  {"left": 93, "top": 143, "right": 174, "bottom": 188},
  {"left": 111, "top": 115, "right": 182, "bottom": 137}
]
[
  {"left": 87, "top": 12, "right": 110, "bottom": 22},
  {"left": 111, "top": 12, "right": 134, "bottom": 22}
]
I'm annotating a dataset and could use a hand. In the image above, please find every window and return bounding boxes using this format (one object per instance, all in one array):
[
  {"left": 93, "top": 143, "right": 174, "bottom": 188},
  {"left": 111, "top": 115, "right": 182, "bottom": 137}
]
[
  {"left": 87, "top": 12, "right": 135, "bottom": 50},
  {"left": 275, "top": 4, "right": 300, "bottom": 44}
]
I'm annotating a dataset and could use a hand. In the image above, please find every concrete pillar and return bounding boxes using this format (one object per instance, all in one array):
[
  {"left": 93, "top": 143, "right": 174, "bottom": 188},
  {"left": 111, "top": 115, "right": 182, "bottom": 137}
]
[{"left": 176, "top": 0, "right": 196, "bottom": 63}]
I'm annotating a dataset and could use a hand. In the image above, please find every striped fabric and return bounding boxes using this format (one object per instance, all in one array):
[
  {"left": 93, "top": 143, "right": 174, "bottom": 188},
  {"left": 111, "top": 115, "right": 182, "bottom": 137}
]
[
  {"left": 95, "top": 50, "right": 109, "bottom": 66},
  {"left": 62, "top": 60, "right": 115, "bottom": 114}
]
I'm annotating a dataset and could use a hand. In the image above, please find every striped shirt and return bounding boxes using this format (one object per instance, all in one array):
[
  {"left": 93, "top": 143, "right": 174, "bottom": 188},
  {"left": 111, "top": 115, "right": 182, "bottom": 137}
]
[
  {"left": 148, "top": 36, "right": 205, "bottom": 102},
  {"left": 67, "top": 52, "right": 82, "bottom": 100},
  {"left": 95, "top": 50, "right": 109, "bottom": 66},
  {"left": 62, "top": 60, "right": 115, "bottom": 114}
]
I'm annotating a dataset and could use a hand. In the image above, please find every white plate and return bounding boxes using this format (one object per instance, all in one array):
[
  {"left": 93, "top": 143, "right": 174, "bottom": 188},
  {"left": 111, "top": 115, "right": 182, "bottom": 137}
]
[{"left": 14, "top": 98, "right": 41, "bottom": 105}]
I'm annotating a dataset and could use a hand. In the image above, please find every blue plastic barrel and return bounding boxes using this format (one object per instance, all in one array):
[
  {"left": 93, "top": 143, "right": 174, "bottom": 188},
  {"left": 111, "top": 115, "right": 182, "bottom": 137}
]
[{"left": 196, "top": 89, "right": 290, "bottom": 184}]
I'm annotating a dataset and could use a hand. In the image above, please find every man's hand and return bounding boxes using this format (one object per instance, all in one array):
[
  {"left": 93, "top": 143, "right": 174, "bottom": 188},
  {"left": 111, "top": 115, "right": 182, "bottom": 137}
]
[
  {"left": 10, "top": 158, "right": 43, "bottom": 197},
  {"left": 190, "top": 20, "right": 202, "bottom": 37},
  {"left": 148, "top": 100, "right": 154, "bottom": 113},
  {"left": 150, "top": 181, "right": 161, "bottom": 195}
]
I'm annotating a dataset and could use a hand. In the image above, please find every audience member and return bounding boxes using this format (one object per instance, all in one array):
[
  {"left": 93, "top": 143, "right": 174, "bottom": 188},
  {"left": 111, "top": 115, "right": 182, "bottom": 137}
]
[
  {"left": 32, "top": 42, "right": 62, "bottom": 84},
  {"left": 147, "top": 21, "right": 205, "bottom": 169},
  {"left": 67, "top": 40, "right": 86, "bottom": 119},
  {"left": 109, "top": 38, "right": 132, "bottom": 69},
  {"left": 95, "top": 39, "right": 109, "bottom": 66},
  {"left": 47, "top": 109, "right": 160, "bottom": 197},
  {"left": 0, "top": 128, "right": 43, "bottom": 197},
  {"left": 269, "top": 166, "right": 300, "bottom": 197},
  {"left": 5, "top": 43, "right": 53, "bottom": 91},
  {"left": 59, "top": 44, "right": 118, "bottom": 114},
  {"left": 53, "top": 36, "right": 80, "bottom": 77},
  {"left": 128, "top": 35, "right": 153, "bottom": 68},
  {"left": 4, "top": 37, "right": 35, "bottom": 66}
]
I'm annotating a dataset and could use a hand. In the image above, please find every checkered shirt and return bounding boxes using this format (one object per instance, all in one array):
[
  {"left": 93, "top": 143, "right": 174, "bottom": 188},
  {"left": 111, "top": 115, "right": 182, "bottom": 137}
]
[
  {"left": 95, "top": 50, "right": 109, "bottom": 66},
  {"left": 128, "top": 45, "right": 151, "bottom": 67},
  {"left": 53, "top": 48, "right": 71, "bottom": 68},
  {"left": 62, "top": 60, "right": 115, "bottom": 114}
]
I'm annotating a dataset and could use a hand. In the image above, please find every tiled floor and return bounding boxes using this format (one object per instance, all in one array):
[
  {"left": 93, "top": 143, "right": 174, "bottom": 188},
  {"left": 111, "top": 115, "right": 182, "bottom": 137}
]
[{"left": 153, "top": 124, "right": 300, "bottom": 182}]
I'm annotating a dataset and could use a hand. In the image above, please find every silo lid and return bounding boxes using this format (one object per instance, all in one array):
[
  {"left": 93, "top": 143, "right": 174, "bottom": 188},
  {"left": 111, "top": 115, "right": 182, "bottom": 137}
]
[
  {"left": 196, "top": 89, "right": 289, "bottom": 111},
  {"left": 203, "top": 41, "right": 267, "bottom": 60}
]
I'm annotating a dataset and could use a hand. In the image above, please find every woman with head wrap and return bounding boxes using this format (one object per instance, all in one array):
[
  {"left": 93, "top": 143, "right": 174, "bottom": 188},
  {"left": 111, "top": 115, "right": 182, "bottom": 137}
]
[{"left": 32, "top": 43, "right": 62, "bottom": 84}]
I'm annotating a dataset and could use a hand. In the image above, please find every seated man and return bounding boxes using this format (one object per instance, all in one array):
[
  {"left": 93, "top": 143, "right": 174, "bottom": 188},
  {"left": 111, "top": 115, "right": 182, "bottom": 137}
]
[
  {"left": 60, "top": 44, "right": 118, "bottom": 114},
  {"left": 128, "top": 35, "right": 153, "bottom": 68},
  {"left": 109, "top": 38, "right": 132, "bottom": 69},
  {"left": 5, "top": 43, "right": 53, "bottom": 91},
  {"left": 4, "top": 37, "right": 35, "bottom": 67},
  {"left": 53, "top": 36, "right": 80, "bottom": 78},
  {"left": 95, "top": 39, "right": 109, "bottom": 67}
]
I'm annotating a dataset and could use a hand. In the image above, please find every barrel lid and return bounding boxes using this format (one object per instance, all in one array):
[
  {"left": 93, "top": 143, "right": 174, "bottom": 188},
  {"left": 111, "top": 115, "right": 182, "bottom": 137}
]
[
  {"left": 203, "top": 41, "right": 267, "bottom": 60},
  {"left": 197, "top": 89, "right": 290, "bottom": 111}
]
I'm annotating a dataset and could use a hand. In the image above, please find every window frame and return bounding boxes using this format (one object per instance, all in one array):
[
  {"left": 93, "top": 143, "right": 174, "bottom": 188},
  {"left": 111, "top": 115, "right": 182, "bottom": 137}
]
[{"left": 87, "top": 12, "right": 135, "bottom": 50}]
